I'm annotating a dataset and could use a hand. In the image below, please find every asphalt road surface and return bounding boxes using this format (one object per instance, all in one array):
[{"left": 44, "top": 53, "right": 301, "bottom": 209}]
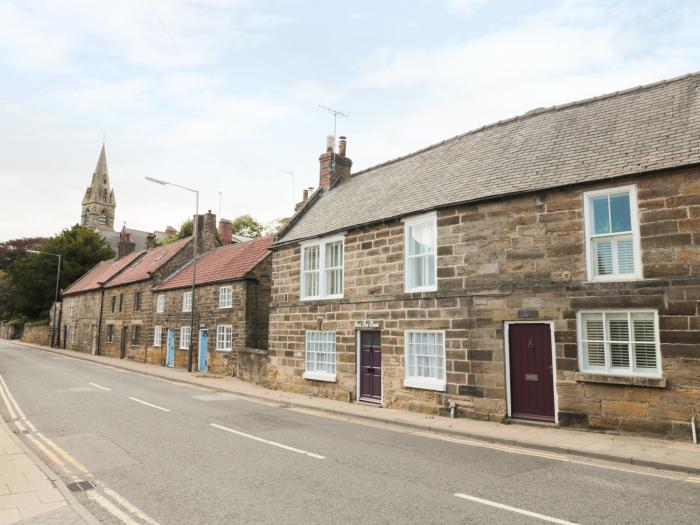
[{"left": 1, "top": 340, "right": 698, "bottom": 524}]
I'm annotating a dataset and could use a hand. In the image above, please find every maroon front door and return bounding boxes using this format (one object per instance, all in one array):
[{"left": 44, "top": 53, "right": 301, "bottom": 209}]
[
  {"left": 359, "top": 332, "right": 381, "bottom": 402},
  {"left": 508, "top": 323, "right": 555, "bottom": 421}
]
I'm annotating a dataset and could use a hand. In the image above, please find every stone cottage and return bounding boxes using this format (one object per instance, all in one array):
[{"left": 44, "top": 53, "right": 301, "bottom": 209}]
[
  {"left": 152, "top": 236, "right": 273, "bottom": 379},
  {"left": 268, "top": 72, "right": 700, "bottom": 438},
  {"left": 60, "top": 251, "right": 142, "bottom": 353},
  {"left": 99, "top": 212, "right": 220, "bottom": 362}
]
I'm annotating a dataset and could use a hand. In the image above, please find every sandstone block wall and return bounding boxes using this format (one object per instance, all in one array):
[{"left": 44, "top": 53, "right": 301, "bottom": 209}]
[{"left": 269, "top": 167, "right": 700, "bottom": 437}]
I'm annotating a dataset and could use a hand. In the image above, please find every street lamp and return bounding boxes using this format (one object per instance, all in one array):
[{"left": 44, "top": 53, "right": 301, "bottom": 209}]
[
  {"left": 27, "top": 250, "right": 61, "bottom": 348},
  {"left": 145, "top": 176, "right": 199, "bottom": 372}
]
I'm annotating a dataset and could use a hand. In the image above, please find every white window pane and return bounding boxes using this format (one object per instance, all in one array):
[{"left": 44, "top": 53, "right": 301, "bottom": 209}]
[
  {"left": 610, "top": 193, "right": 632, "bottom": 233},
  {"left": 591, "top": 196, "right": 610, "bottom": 234}
]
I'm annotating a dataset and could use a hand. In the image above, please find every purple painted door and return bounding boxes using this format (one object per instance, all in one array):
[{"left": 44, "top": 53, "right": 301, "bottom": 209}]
[
  {"left": 508, "top": 324, "right": 555, "bottom": 421},
  {"left": 360, "top": 331, "right": 381, "bottom": 402}
]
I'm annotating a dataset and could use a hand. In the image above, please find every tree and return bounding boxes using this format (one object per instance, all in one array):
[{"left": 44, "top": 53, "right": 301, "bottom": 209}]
[
  {"left": 2, "top": 225, "right": 114, "bottom": 320},
  {"left": 262, "top": 217, "right": 290, "bottom": 236},
  {"left": 157, "top": 219, "right": 192, "bottom": 246},
  {"left": 231, "top": 214, "right": 263, "bottom": 239},
  {"left": 0, "top": 237, "right": 48, "bottom": 271}
]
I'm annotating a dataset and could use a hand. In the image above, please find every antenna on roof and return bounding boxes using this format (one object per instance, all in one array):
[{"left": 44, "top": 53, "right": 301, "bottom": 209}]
[
  {"left": 318, "top": 104, "right": 348, "bottom": 142},
  {"left": 280, "top": 170, "right": 295, "bottom": 208},
  {"left": 217, "top": 191, "right": 222, "bottom": 219}
]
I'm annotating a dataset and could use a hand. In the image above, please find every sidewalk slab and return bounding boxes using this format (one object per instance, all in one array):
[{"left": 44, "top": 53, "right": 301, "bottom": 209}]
[
  {"left": 0, "top": 382, "right": 98, "bottom": 524},
  {"left": 10, "top": 340, "right": 700, "bottom": 476}
]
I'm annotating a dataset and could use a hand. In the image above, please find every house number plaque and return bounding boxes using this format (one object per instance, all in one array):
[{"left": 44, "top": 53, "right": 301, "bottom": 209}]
[{"left": 354, "top": 320, "right": 380, "bottom": 329}]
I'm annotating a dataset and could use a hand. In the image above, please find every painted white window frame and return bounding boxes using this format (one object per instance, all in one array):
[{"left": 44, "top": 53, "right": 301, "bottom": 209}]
[
  {"left": 583, "top": 185, "right": 642, "bottom": 282},
  {"left": 156, "top": 294, "right": 165, "bottom": 313},
  {"left": 216, "top": 324, "right": 233, "bottom": 351},
  {"left": 577, "top": 309, "right": 662, "bottom": 378},
  {"left": 219, "top": 286, "right": 233, "bottom": 309},
  {"left": 182, "top": 291, "right": 192, "bottom": 312},
  {"left": 180, "top": 325, "right": 191, "bottom": 349},
  {"left": 303, "top": 331, "right": 337, "bottom": 382},
  {"left": 403, "top": 212, "right": 438, "bottom": 293},
  {"left": 153, "top": 325, "right": 162, "bottom": 347},
  {"left": 299, "top": 235, "right": 345, "bottom": 300},
  {"left": 403, "top": 330, "right": 446, "bottom": 391}
]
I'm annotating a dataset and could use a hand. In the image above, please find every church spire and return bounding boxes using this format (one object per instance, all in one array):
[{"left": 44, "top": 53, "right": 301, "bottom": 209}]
[{"left": 81, "top": 143, "right": 116, "bottom": 231}]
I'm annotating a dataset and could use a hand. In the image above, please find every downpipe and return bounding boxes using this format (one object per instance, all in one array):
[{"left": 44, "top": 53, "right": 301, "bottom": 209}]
[{"left": 692, "top": 416, "right": 697, "bottom": 445}]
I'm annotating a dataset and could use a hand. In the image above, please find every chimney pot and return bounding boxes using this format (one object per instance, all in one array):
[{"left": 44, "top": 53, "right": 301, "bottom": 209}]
[
  {"left": 326, "top": 135, "right": 335, "bottom": 153},
  {"left": 338, "top": 136, "right": 347, "bottom": 157}
]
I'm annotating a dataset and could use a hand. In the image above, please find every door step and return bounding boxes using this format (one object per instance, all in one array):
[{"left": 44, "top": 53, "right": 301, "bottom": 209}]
[{"left": 508, "top": 417, "right": 557, "bottom": 428}]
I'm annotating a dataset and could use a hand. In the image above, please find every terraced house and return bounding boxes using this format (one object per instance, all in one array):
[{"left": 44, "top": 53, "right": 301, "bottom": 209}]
[
  {"left": 99, "top": 212, "right": 219, "bottom": 362},
  {"left": 152, "top": 236, "right": 273, "bottom": 379},
  {"left": 60, "top": 251, "right": 142, "bottom": 353},
  {"left": 269, "top": 73, "right": 700, "bottom": 438}
]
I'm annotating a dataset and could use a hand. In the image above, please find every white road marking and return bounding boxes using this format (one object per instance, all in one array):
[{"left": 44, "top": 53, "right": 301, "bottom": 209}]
[
  {"left": 210, "top": 423, "right": 326, "bottom": 460},
  {"left": 87, "top": 491, "right": 140, "bottom": 525},
  {"left": 455, "top": 494, "right": 579, "bottom": 524},
  {"left": 89, "top": 382, "right": 111, "bottom": 391},
  {"left": 128, "top": 397, "right": 171, "bottom": 412}
]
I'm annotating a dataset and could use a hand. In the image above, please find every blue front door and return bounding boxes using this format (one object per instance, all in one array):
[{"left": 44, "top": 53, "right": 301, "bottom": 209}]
[
  {"left": 198, "top": 329, "right": 208, "bottom": 371},
  {"left": 166, "top": 329, "right": 175, "bottom": 367}
]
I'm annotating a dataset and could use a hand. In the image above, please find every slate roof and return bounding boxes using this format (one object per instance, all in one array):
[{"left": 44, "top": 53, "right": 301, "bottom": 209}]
[
  {"left": 155, "top": 236, "right": 273, "bottom": 291},
  {"left": 62, "top": 251, "right": 142, "bottom": 296},
  {"left": 277, "top": 72, "right": 700, "bottom": 245},
  {"left": 105, "top": 236, "right": 192, "bottom": 288}
]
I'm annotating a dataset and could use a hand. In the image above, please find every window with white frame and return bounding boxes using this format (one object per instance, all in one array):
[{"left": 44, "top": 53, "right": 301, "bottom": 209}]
[
  {"left": 153, "top": 325, "right": 162, "bottom": 347},
  {"left": 404, "top": 331, "right": 446, "bottom": 391},
  {"left": 584, "top": 186, "right": 641, "bottom": 280},
  {"left": 216, "top": 325, "right": 233, "bottom": 351},
  {"left": 156, "top": 294, "right": 165, "bottom": 313},
  {"left": 300, "top": 237, "right": 344, "bottom": 300},
  {"left": 180, "top": 326, "right": 191, "bottom": 349},
  {"left": 404, "top": 213, "right": 437, "bottom": 292},
  {"left": 182, "top": 291, "right": 192, "bottom": 312},
  {"left": 303, "top": 331, "right": 336, "bottom": 381},
  {"left": 219, "top": 286, "right": 233, "bottom": 308},
  {"left": 578, "top": 311, "right": 660, "bottom": 377}
]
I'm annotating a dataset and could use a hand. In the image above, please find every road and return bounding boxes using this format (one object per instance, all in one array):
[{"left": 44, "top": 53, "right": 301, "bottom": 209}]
[{"left": 0, "top": 340, "right": 698, "bottom": 524}]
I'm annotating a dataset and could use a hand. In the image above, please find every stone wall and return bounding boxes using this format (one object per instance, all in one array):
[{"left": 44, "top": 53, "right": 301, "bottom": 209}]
[
  {"left": 20, "top": 321, "right": 50, "bottom": 346},
  {"left": 269, "top": 167, "right": 700, "bottom": 437}
]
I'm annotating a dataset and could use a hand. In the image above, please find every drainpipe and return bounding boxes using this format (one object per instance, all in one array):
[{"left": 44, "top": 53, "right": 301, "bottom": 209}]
[
  {"left": 692, "top": 416, "right": 697, "bottom": 445},
  {"left": 95, "top": 288, "right": 105, "bottom": 356}
]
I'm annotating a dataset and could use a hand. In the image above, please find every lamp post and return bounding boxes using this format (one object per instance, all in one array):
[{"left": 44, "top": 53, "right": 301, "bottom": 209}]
[
  {"left": 145, "top": 176, "right": 199, "bottom": 372},
  {"left": 27, "top": 250, "right": 61, "bottom": 347}
]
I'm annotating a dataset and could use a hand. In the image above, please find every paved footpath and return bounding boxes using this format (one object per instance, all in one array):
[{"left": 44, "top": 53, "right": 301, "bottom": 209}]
[
  {"left": 0, "top": 405, "right": 97, "bottom": 524},
  {"left": 10, "top": 340, "right": 700, "bottom": 475}
]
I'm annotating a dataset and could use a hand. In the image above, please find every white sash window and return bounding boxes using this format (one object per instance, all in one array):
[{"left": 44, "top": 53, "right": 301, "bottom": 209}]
[
  {"left": 584, "top": 186, "right": 641, "bottom": 281},
  {"left": 404, "top": 213, "right": 437, "bottom": 292},
  {"left": 303, "top": 331, "right": 336, "bottom": 381},
  {"left": 404, "top": 331, "right": 446, "bottom": 391},
  {"left": 180, "top": 326, "right": 191, "bottom": 349},
  {"left": 216, "top": 325, "right": 233, "bottom": 351},
  {"left": 153, "top": 325, "right": 162, "bottom": 347},
  {"left": 300, "top": 236, "right": 344, "bottom": 300}
]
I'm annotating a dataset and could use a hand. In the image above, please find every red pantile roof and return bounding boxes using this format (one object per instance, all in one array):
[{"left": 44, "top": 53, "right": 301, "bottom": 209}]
[
  {"left": 62, "top": 251, "right": 143, "bottom": 296},
  {"left": 105, "top": 236, "right": 192, "bottom": 288},
  {"left": 156, "top": 236, "right": 272, "bottom": 291}
]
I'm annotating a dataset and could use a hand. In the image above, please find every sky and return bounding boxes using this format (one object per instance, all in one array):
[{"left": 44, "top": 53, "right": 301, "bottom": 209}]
[{"left": 1, "top": 0, "right": 699, "bottom": 241}]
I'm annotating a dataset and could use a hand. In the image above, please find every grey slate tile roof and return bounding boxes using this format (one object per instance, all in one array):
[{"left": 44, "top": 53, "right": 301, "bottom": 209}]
[{"left": 277, "top": 72, "right": 700, "bottom": 245}]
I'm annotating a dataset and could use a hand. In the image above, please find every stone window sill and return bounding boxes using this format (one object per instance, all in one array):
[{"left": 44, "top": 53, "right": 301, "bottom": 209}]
[{"left": 574, "top": 372, "right": 666, "bottom": 388}]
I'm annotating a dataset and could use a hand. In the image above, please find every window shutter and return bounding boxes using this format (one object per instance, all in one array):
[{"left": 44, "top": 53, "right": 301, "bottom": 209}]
[
  {"left": 583, "top": 317, "right": 605, "bottom": 367},
  {"left": 593, "top": 239, "right": 613, "bottom": 275},
  {"left": 608, "top": 319, "right": 630, "bottom": 368},
  {"left": 616, "top": 237, "right": 635, "bottom": 274},
  {"left": 632, "top": 317, "right": 657, "bottom": 369}
]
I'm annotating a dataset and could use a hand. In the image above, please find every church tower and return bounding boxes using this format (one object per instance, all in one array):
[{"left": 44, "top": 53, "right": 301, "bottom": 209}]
[{"left": 81, "top": 144, "right": 116, "bottom": 230}]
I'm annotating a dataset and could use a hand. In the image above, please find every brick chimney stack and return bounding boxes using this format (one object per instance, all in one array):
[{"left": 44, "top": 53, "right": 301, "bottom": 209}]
[
  {"left": 294, "top": 187, "right": 315, "bottom": 212},
  {"left": 194, "top": 210, "right": 218, "bottom": 252},
  {"left": 117, "top": 227, "right": 135, "bottom": 259},
  {"left": 319, "top": 135, "right": 352, "bottom": 190},
  {"left": 219, "top": 218, "right": 232, "bottom": 245},
  {"left": 145, "top": 233, "right": 156, "bottom": 251}
]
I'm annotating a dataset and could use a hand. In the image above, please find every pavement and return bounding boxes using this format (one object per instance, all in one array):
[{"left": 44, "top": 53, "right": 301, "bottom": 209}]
[
  {"left": 1, "top": 339, "right": 699, "bottom": 524},
  {"left": 0, "top": 391, "right": 97, "bottom": 524},
  {"left": 11, "top": 339, "right": 700, "bottom": 476}
]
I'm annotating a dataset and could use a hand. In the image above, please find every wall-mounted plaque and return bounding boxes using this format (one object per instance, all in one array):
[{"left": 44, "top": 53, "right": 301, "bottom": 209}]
[{"left": 354, "top": 320, "right": 380, "bottom": 329}]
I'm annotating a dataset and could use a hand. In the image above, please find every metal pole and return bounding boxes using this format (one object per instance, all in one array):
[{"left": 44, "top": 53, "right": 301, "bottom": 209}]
[
  {"left": 53, "top": 255, "right": 61, "bottom": 347},
  {"left": 188, "top": 191, "right": 199, "bottom": 373}
]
